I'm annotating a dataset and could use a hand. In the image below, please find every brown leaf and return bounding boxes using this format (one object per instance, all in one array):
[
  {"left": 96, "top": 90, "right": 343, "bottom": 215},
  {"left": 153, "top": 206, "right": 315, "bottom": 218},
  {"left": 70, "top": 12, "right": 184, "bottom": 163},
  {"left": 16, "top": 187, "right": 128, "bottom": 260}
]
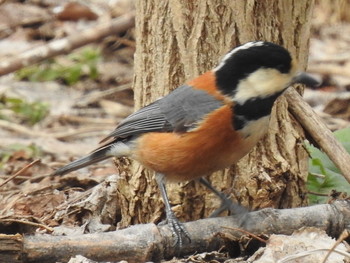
[{"left": 56, "top": 2, "right": 98, "bottom": 21}]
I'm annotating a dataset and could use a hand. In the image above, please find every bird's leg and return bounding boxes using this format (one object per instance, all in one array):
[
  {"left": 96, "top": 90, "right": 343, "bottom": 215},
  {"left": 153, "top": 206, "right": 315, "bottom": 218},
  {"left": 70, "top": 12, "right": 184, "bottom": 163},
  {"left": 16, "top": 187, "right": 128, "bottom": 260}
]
[
  {"left": 198, "top": 177, "right": 248, "bottom": 217},
  {"left": 155, "top": 173, "right": 191, "bottom": 247}
]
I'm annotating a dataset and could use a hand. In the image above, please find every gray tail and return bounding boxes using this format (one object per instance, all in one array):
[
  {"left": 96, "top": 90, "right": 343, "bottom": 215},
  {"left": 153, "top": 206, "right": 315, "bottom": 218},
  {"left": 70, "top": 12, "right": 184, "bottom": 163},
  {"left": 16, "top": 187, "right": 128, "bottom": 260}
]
[{"left": 51, "top": 145, "right": 112, "bottom": 176}]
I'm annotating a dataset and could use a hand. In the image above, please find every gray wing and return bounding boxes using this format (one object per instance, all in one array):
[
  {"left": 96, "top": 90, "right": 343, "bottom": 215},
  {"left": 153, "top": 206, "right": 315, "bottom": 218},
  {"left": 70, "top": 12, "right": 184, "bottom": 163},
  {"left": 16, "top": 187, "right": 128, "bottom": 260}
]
[{"left": 101, "top": 85, "right": 224, "bottom": 141}]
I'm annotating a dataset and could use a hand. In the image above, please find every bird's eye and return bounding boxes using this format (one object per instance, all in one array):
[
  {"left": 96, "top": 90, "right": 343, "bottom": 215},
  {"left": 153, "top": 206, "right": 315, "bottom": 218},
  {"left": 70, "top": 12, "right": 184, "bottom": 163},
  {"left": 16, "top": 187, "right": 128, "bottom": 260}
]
[{"left": 275, "top": 64, "right": 288, "bottom": 73}]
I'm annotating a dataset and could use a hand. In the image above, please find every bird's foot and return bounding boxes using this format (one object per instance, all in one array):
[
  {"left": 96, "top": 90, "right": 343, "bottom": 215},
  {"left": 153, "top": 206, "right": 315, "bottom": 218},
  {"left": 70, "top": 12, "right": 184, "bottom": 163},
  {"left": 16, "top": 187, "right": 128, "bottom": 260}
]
[
  {"left": 209, "top": 193, "right": 249, "bottom": 218},
  {"left": 165, "top": 210, "right": 191, "bottom": 248}
]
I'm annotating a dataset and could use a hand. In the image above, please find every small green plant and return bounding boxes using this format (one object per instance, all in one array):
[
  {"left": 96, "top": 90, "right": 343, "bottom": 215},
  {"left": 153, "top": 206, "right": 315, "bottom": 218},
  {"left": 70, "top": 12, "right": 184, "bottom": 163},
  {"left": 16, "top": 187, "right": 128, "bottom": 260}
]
[
  {"left": 0, "top": 96, "right": 49, "bottom": 125},
  {"left": 0, "top": 144, "right": 42, "bottom": 168},
  {"left": 307, "top": 127, "right": 350, "bottom": 204},
  {"left": 16, "top": 47, "right": 101, "bottom": 85}
]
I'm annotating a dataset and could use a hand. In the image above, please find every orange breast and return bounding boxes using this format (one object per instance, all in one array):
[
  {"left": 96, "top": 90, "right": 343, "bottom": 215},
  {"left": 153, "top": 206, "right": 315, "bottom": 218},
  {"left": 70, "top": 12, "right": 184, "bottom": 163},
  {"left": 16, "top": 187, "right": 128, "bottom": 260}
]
[
  {"left": 188, "top": 71, "right": 228, "bottom": 102},
  {"left": 133, "top": 105, "right": 255, "bottom": 182}
]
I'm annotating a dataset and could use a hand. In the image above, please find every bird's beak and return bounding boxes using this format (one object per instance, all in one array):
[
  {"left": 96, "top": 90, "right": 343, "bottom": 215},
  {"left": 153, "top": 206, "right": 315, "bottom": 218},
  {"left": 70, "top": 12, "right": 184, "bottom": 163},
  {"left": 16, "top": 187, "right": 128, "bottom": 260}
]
[{"left": 291, "top": 72, "right": 321, "bottom": 89}]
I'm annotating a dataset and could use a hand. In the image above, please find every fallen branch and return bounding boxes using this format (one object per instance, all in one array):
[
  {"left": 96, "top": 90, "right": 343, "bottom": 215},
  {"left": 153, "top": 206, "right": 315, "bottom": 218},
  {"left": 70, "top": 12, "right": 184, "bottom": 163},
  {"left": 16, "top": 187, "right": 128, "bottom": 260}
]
[
  {"left": 1, "top": 200, "right": 349, "bottom": 263},
  {"left": 285, "top": 88, "right": 350, "bottom": 182},
  {"left": 0, "top": 12, "right": 135, "bottom": 76}
]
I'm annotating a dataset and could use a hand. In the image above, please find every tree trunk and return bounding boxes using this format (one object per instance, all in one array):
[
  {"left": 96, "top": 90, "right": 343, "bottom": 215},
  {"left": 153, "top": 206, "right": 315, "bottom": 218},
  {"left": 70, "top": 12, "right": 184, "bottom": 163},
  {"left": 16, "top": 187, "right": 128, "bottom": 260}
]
[{"left": 116, "top": 0, "right": 315, "bottom": 227}]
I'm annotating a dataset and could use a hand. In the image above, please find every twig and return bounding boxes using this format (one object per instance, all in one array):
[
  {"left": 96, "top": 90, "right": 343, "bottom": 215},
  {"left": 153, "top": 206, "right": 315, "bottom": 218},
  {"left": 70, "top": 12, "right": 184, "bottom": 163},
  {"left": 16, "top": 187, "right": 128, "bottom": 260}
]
[
  {"left": 0, "top": 12, "right": 135, "bottom": 76},
  {"left": 0, "top": 120, "right": 47, "bottom": 138},
  {"left": 0, "top": 119, "right": 113, "bottom": 139},
  {"left": 285, "top": 88, "right": 350, "bottom": 183},
  {"left": 309, "top": 173, "right": 326, "bottom": 179},
  {"left": 0, "top": 219, "right": 53, "bottom": 232},
  {"left": 50, "top": 126, "right": 113, "bottom": 140},
  {"left": 321, "top": 230, "right": 349, "bottom": 263},
  {"left": 222, "top": 226, "right": 268, "bottom": 243},
  {"left": 0, "top": 176, "right": 31, "bottom": 180},
  {"left": 55, "top": 188, "right": 93, "bottom": 210},
  {"left": 307, "top": 191, "right": 330, "bottom": 197},
  {"left": 277, "top": 248, "right": 350, "bottom": 263},
  {"left": 0, "top": 159, "right": 40, "bottom": 188},
  {"left": 58, "top": 115, "right": 117, "bottom": 125},
  {"left": 75, "top": 83, "right": 132, "bottom": 107},
  {"left": 114, "top": 36, "right": 136, "bottom": 48}
]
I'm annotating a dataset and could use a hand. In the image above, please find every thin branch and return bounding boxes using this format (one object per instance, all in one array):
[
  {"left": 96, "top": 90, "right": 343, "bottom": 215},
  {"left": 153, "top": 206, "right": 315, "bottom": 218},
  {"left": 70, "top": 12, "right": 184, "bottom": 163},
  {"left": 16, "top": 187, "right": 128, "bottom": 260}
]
[
  {"left": 321, "top": 230, "right": 349, "bottom": 263},
  {"left": 0, "top": 119, "right": 113, "bottom": 139},
  {"left": 0, "top": 159, "right": 40, "bottom": 188},
  {"left": 0, "top": 12, "right": 135, "bottom": 76},
  {"left": 285, "top": 87, "right": 350, "bottom": 182},
  {"left": 75, "top": 83, "right": 132, "bottom": 107},
  {"left": 278, "top": 248, "right": 350, "bottom": 263},
  {"left": 222, "top": 226, "right": 268, "bottom": 243},
  {"left": 307, "top": 191, "right": 330, "bottom": 197},
  {"left": 0, "top": 219, "right": 53, "bottom": 232}
]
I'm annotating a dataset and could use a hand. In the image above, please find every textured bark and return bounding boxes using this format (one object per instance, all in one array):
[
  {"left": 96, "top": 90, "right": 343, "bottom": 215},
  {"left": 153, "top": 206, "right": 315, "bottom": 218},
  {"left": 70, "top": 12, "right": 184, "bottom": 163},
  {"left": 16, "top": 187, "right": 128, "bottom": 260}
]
[{"left": 116, "top": 0, "right": 315, "bottom": 228}]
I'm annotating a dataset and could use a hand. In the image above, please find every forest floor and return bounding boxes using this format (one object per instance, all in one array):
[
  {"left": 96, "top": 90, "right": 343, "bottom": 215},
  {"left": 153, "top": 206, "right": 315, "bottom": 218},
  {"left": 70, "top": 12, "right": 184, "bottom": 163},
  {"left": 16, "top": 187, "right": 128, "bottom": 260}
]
[{"left": 0, "top": 1, "right": 349, "bottom": 262}]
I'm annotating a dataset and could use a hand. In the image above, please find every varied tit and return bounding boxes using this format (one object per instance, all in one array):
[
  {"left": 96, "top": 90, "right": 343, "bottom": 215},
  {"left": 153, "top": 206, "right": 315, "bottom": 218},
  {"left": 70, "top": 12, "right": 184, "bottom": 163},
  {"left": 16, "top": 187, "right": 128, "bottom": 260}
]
[{"left": 52, "top": 41, "right": 319, "bottom": 247}]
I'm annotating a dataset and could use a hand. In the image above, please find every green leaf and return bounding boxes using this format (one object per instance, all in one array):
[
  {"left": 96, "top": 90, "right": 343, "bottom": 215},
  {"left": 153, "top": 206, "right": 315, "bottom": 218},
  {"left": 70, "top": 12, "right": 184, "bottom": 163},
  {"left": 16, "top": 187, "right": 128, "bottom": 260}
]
[
  {"left": 306, "top": 128, "right": 350, "bottom": 204},
  {"left": 1, "top": 96, "right": 49, "bottom": 125},
  {"left": 334, "top": 128, "right": 350, "bottom": 153},
  {"left": 62, "top": 65, "right": 83, "bottom": 85},
  {"left": 15, "top": 47, "right": 101, "bottom": 84}
]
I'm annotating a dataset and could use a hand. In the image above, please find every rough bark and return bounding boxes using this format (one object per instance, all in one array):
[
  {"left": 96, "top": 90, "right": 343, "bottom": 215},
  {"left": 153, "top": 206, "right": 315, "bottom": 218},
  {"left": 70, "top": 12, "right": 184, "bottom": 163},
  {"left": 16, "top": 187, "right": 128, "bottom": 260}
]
[{"left": 116, "top": 0, "right": 315, "bottom": 228}]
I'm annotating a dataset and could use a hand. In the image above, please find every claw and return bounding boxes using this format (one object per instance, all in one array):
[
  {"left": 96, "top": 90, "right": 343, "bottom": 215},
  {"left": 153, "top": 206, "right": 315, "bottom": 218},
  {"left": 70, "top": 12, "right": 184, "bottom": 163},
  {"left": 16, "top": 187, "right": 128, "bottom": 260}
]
[{"left": 166, "top": 210, "right": 191, "bottom": 247}]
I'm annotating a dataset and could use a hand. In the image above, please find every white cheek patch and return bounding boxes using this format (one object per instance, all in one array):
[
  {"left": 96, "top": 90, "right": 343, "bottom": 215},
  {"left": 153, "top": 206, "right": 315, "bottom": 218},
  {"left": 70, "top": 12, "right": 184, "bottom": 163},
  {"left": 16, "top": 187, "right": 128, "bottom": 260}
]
[{"left": 233, "top": 68, "right": 292, "bottom": 104}]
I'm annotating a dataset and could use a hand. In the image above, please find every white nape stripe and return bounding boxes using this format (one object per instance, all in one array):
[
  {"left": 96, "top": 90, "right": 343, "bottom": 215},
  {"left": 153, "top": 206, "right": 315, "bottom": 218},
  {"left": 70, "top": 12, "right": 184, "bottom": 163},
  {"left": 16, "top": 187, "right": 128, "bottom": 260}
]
[
  {"left": 214, "top": 41, "right": 264, "bottom": 72},
  {"left": 107, "top": 141, "right": 132, "bottom": 157},
  {"left": 233, "top": 68, "right": 292, "bottom": 104}
]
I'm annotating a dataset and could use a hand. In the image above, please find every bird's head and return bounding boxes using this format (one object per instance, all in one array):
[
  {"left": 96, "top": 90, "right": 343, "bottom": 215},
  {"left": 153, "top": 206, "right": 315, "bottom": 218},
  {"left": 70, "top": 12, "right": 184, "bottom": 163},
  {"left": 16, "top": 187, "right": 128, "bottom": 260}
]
[{"left": 214, "top": 41, "right": 318, "bottom": 104}]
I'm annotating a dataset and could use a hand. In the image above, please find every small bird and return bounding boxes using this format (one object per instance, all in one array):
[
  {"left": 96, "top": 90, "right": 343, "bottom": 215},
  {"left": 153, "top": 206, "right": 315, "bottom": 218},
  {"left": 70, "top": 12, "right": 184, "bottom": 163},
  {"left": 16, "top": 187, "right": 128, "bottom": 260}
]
[{"left": 52, "top": 41, "right": 318, "bottom": 246}]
